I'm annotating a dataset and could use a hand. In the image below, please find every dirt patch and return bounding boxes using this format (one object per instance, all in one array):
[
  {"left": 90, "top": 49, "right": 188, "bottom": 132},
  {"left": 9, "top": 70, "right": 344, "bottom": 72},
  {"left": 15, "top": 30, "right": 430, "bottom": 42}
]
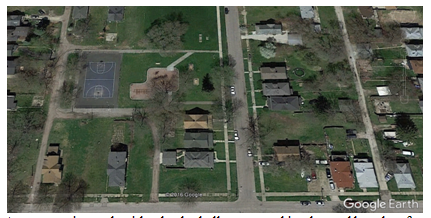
[
  {"left": 112, "top": 122, "right": 125, "bottom": 144},
  {"left": 130, "top": 68, "right": 179, "bottom": 100},
  {"left": 379, "top": 10, "right": 422, "bottom": 25}
]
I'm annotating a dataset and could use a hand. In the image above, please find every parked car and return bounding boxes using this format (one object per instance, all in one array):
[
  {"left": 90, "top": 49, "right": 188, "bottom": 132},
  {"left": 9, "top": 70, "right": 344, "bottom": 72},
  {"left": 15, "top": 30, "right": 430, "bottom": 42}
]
[
  {"left": 234, "top": 130, "right": 239, "bottom": 140},
  {"left": 315, "top": 200, "right": 325, "bottom": 206},
  {"left": 247, "top": 149, "right": 252, "bottom": 157},
  {"left": 385, "top": 172, "right": 394, "bottom": 182},
  {"left": 329, "top": 179, "right": 335, "bottom": 190},
  {"left": 300, "top": 201, "right": 311, "bottom": 206},
  {"left": 38, "top": 9, "right": 46, "bottom": 15},
  {"left": 402, "top": 150, "right": 415, "bottom": 157},
  {"left": 311, "top": 170, "right": 317, "bottom": 179},
  {"left": 230, "top": 86, "right": 235, "bottom": 95},
  {"left": 306, "top": 176, "right": 312, "bottom": 182},
  {"left": 224, "top": 7, "right": 229, "bottom": 14},
  {"left": 259, "top": 161, "right": 270, "bottom": 166},
  {"left": 31, "top": 15, "right": 39, "bottom": 19},
  {"left": 326, "top": 168, "right": 332, "bottom": 178}
]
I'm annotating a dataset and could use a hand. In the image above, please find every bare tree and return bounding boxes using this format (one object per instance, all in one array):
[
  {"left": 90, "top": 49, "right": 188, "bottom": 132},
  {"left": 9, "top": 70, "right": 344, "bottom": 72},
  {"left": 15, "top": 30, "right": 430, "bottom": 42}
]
[
  {"left": 177, "top": 177, "right": 201, "bottom": 207},
  {"left": 35, "top": 184, "right": 56, "bottom": 211},
  {"left": 52, "top": 173, "right": 88, "bottom": 213},
  {"left": 147, "top": 20, "right": 188, "bottom": 50},
  {"left": 132, "top": 107, "right": 148, "bottom": 127},
  {"left": 7, "top": 180, "right": 29, "bottom": 213}
]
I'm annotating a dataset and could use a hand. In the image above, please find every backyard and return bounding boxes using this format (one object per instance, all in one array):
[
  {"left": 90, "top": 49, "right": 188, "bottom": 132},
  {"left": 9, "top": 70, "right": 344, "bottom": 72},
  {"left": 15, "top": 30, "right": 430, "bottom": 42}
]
[{"left": 7, "top": 6, "right": 65, "bottom": 16}]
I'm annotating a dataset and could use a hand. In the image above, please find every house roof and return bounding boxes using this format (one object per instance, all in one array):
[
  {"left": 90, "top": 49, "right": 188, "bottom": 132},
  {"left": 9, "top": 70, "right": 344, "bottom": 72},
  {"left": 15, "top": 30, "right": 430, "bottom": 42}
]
[
  {"left": 408, "top": 59, "right": 423, "bottom": 74},
  {"left": 7, "top": 15, "right": 22, "bottom": 27},
  {"left": 401, "top": 27, "right": 423, "bottom": 40},
  {"left": 42, "top": 155, "right": 62, "bottom": 184},
  {"left": 383, "top": 130, "right": 397, "bottom": 138},
  {"left": 394, "top": 162, "right": 416, "bottom": 188},
  {"left": 162, "top": 151, "right": 177, "bottom": 166},
  {"left": 376, "top": 86, "right": 391, "bottom": 96},
  {"left": 7, "top": 95, "right": 17, "bottom": 110},
  {"left": 7, "top": 27, "right": 30, "bottom": 42},
  {"left": 184, "top": 151, "right": 214, "bottom": 168},
  {"left": 358, "top": 6, "right": 374, "bottom": 18},
  {"left": 385, "top": 6, "right": 397, "bottom": 10},
  {"left": 47, "top": 144, "right": 60, "bottom": 155},
  {"left": 108, "top": 6, "right": 125, "bottom": 22},
  {"left": 260, "top": 66, "right": 287, "bottom": 80},
  {"left": 273, "top": 139, "right": 300, "bottom": 162},
  {"left": 72, "top": 6, "right": 89, "bottom": 19},
  {"left": 255, "top": 23, "right": 282, "bottom": 35},
  {"left": 262, "top": 82, "right": 293, "bottom": 96},
  {"left": 330, "top": 161, "right": 354, "bottom": 188},
  {"left": 287, "top": 33, "right": 303, "bottom": 45},
  {"left": 299, "top": 6, "right": 315, "bottom": 19},
  {"left": 184, "top": 114, "right": 213, "bottom": 129},
  {"left": 7, "top": 44, "right": 17, "bottom": 57},
  {"left": 107, "top": 152, "right": 127, "bottom": 187},
  {"left": 354, "top": 162, "right": 378, "bottom": 188},
  {"left": 405, "top": 44, "right": 423, "bottom": 57},
  {"left": 267, "top": 96, "right": 301, "bottom": 111},
  {"left": 7, "top": 60, "right": 16, "bottom": 75},
  {"left": 184, "top": 132, "right": 214, "bottom": 148}
]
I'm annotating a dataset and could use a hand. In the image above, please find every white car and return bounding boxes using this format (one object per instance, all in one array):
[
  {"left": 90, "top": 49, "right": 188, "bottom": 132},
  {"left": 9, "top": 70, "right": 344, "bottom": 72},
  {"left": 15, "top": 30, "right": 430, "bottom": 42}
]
[
  {"left": 329, "top": 179, "right": 335, "bottom": 190},
  {"left": 230, "top": 86, "right": 235, "bottom": 95},
  {"left": 258, "top": 161, "right": 270, "bottom": 166},
  {"left": 234, "top": 130, "right": 239, "bottom": 140},
  {"left": 247, "top": 149, "right": 252, "bottom": 157}
]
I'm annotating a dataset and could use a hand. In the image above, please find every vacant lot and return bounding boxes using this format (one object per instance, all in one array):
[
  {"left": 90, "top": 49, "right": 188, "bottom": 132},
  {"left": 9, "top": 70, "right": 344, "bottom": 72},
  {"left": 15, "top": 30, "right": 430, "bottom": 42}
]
[
  {"left": 262, "top": 166, "right": 308, "bottom": 192},
  {"left": 242, "top": 6, "right": 300, "bottom": 27}
]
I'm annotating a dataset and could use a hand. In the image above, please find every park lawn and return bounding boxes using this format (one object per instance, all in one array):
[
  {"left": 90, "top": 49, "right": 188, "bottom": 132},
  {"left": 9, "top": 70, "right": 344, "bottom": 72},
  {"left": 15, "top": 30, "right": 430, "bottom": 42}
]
[
  {"left": 263, "top": 167, "right": 308, "bottom": 192},
  {"left": 244, "top": 6, "right": 300, "bottom": 26},
  {"left": 177, "top": 53, "right": 221, "bottom": 101},
  {"left": 48, "top": 118, "right": 129, "bottom": 194},
  {"left": 7, "top": 6, "right": 64, "bottom": 16},
  {"left": 318, "top": 6, "right": 338, "bottom": 30},
  {"left": 124, "top": 123, "right": 154, "bottom": 200},
  {"left": 266, "top": 196, "right": 322, "bottom": 201},
  {"left": 158, "top": 163, "right": 228, "bottom": 194},
  {"left": 118, "top": 53, "right": 185, "bottom": 108}
]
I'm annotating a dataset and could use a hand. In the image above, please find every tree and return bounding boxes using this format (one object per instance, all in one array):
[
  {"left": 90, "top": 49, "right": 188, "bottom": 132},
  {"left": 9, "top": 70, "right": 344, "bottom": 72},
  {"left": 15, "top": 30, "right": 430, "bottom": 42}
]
[
  {"left": 332, "top": 203, "right": 368, "bottom": 213},
  {"left": 211, "top": 97, "right": 244, "bottom": 123},
  {"left": 311, "top": 95, "right": 332, "bottom": 115},
  {"left": 146, "top": 20, "right": 188, "bottom": 50},
  {"left": 177, "top": 177, "right": 201, "bottom": 207},
  {"left": 259, "top": 41, "right": 276, "bottom": 59},
  {"left": 7, "top": 180, "right": 29, "bottom": 213},
  {"left": 35, "top": 183, "right": 56, "bottom": 211},
  {"left": 202, "top": 73, "right": 215, "bottom": 92},
  {"left": 52, "top": 173, "right": 88, "bottom": 213},
  {"left": 395, "top": 113, "right": 418, "bottom": 143}
]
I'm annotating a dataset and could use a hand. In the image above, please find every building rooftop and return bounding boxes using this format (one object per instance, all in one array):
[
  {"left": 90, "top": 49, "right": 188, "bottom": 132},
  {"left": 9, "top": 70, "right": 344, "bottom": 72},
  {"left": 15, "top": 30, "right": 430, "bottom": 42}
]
[
  {"left": 108, "top": 6, "right": 125, "bottom": 22},
  {"left": 408, "top": 59, "right": 423, "bottom": 74},
  {"left": 107, "top": 151, "right": 127, "bottom": 187},
  {"left": 162, "top": 151, "right": 177, "bottom": 166},
  {"left": 376, "top": 86, "right": 391, "bottom": 96},
  {"left": 330, "top": 161, "right": 354, "bottom": 188},
  {"left": 260, "top": 66, "right": 288, "bottom": 80},
  {"left": 262, "top": 82, "right": 293, "bottom": 96},
  {"left": 354, "top": 162, "right": 378, "bottom": 188},
  {"left": 405, "top": 44, "right": 423, "bottom": 57},
  {"left": 401, "top": 27, "right": 423, "bottom": 40},
  {"left": 184, "top": 132, "right": 214, "bottom": 148},
  {"left": 267, "top": 96, "right": 301, "bottom": 111},
  {"left": 72, "top": 6, "right": 89, "bottom": 20},
  {"left": 394, "top": 162, "right": 416, "bottom": 189},
  {"left": 184, "top": 151, "right": 214, "bottom": 168},
  {"left": 299, "top": 6, "right": 315, "bottom": 19},
  {"left": 358, "top": 6, "right": 374, "bottom": 18}
]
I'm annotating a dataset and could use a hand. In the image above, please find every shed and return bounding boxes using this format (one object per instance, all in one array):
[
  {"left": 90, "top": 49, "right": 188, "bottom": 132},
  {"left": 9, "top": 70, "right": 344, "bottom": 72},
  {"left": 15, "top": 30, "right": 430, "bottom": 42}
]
[
  {"left": 376, "top": 86, "right": 391, "bottom": 96},
  {"left": 299, "top": 6, "right": 315, "bottom": 19},
  {"left": 108, "top": 6, "right": 125, "bottom": 22},
  {"left": 72, "top": 6, "right": 89, "bottom": 20},
  {"left": 162, "top": 151, "right": 177, "bottom": 166}
]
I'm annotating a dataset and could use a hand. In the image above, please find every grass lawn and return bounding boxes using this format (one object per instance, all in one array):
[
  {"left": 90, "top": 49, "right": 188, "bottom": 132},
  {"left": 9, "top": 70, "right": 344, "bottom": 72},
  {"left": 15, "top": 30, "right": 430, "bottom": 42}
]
[
  {"left": 254, "top": 92, "right": 267, "bottom": 106},
  {"left": 243, "top": 6, "right": 300, "bottom": 26},
  {"left": 123, "top": 123, "right": 154, "bottom": 201},
  {"left": 263, "top": 167, "right": 308, "bottom": 192},
  {"left": 118, "top": 53, "right": 185, "bottom": 108},
  {"left": 338, "top": 196, "right": 380, "bottom": 201},
  {"left": 325, "top": 127, "right": 348, "bottom": 152},
  {"left": 158, "top": 163, "right": 228, "bottom": 194},
  {"left": 391, "top": 195, "right": 422, "bottom": 201},
  {"left": 230, "top": 163, "right": 238, "bottom": 201},
  {"left": 304, "top": 146, "right": 327, "bottom": 159},
  {"left": 350, "top": 139, "right": 372, "bottom": 156},
  {"left": 318, "top": 6, "right": 337, "bottom": 30},
  {"left": 71, "top": 6, "right": 218, "bottom": 50},
  {"left": 390, "top": 99, "right": 422, "bottom": 113},
  {"left": 255, "top": 166, "right": 261, "bottom": 193},
  {"left": 48, "top": 118, "right": 133, "bottom": 194},
  {"left": 15, "top": 94, "right": 34, "bottom": 108},
  {"left": 7, "top": 6, "right": 65, "bottom": 16},
  {"left": 266, "top": 196, "right": 323, "bottom": 201},
  {"left": 7, "top": 60, "right": 48, "bottom": 95},
  {"left": 214, "top": 143, "right": 225, "bottom": 160}
]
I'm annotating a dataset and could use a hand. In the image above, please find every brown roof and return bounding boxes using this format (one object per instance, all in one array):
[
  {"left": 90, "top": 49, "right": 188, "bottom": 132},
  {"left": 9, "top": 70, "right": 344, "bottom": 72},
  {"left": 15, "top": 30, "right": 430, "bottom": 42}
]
[
  {"left": 260, "top": 67, "right": 288, "bottom": 80},
  {"left": 358, "top": 6, "right": 374, "bottom": 18},
  {"left": 42, "top": 156, "right": 62, "bottom": 184},
  {"left": 273, "top": 139, "right": 301, "bottom": 162},
  {"left": 330, "top": 161, "right": 354, "bottom": 188},
  {"left": 47, "top": 145, "right": 59, "bottom": 155},
  {"left": 184, "top": 114, "right": 213, "bottom": 129},
  {"left": 409, "top": 59, "right": 423, "bottom": 74},
  {"left": 385, "top": 6, "right": 397, "bottom": 10}
]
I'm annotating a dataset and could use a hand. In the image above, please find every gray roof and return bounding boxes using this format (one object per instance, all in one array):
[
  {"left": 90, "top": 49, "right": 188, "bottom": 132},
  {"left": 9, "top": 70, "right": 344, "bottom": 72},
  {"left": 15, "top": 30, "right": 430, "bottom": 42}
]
[
  {"left": 162, "top": 151, "right": 177, "bottom": 166},
  {"left": 7, "top": 27, "right": 30, "bottom": 42},
  {"left": 287, "top": 33, "right": 303, "bottom": 45},
  {"left": 7, "top": 44, "right": 17, "bottom": 57},
  {"left": 108, "top": 6, "right": 125, "bottom": 22},
  {"left": 260, "top": 66, "right": 287, "bottom": 80},
  {"left": 7, "top": 15, "right": 22, "bottom": 27},
  {"left": 405, "top": 44, "right": 423, "bottom": 57},
  {"left": 394, "top": 163, "right": 416, "bottom": 189},
  {"left": 401, "top": 27, "right": 423, "bottom": 40},
  {"left": 418, "top": 77, "right": 423, "bottom": 91},
  {"left": 107, "top": 152, "right": 127, "bottom": 187},
  {"left": 255, "top": 24, "right": 282, "bottom": 35},
  {"left": 262, "top": 82, "right": 293, "bottom": 96},
  {"left": 184, "top": 151, "right": 214, "bottom": 168},
  {"left": 267, "top": 96, "right": 301, "bottom": 111},
  {"left": 7, "top": 95, "right": 17, "bottom": 110},
  {"left": 184, "top": 132, "right": 214, "bottom": 148},
  {"left": 299, "top": 6, "right": 315, "bottom": 19},
  {"left": 354, "top": 162, "right": 378, "bottom": 188},
  {"left": 72, "top": 6, "right": 89, "bottom": 19},
  {"left": 7, "top": 60, "right": 16, "bottom": 75}
]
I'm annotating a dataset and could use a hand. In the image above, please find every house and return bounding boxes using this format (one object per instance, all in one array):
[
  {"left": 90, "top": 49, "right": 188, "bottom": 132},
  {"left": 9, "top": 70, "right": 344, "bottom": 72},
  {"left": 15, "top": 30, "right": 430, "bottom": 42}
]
[
  {"left": 394, "top": 162, "right": 416, "bottom": 189},
  {"left": 184, "top": 107, "right": 213, "bottom": 130},
  {"left": 184, "top": 131, "right": 214, "bottom": 149},
  {"left": 401, "top": 27, "right": 423, "bottom": 40},
  {"left": 262, "top": 82, "right": 293, "bottom": 96},
  {"left": 184, "top": 151, "right": 214, "bottom": 168},
  {"left": 162, "top": 150, "right": 177, "bottom": 166},
  {"left": 7, "top": 15, "right": 22, "bottom": 27},
  {"left": 7, "top": 44, "right": 17, "bottom": 57},
  {"left": 273, "top": 139, "right": 301, "bottom": 162},
  {"left": 107, "top": 6, "right": 125, "bottom": 22},
  {"left": 7, "top": 91, "right": 17, "bottom": 111},
  {"left": 72, "top": 6, "right": 89, "bottom": 20},
  {"left": 255, "top": 20, "right": 282, "bottom": 35},
  {"left": 267, "top": 96, "right": 301, "bottom": 111},
  {"left": 7, "top": 26, "right": 30, "bottom": 42},
  {"left": 405, "top": 44, "right": 423, "bottom": 57},
  {"left": 107, "top": 151, "right": 127, "bottom": 187},
  {"left": 346, "top": 129, "right": 357, "bottom": 139},
  {"left": 260, "top": 65, "right": 288, "bottom": 80},
  {"left": 41, "top": 144, "right": 63, "bottom": 184},
  {"left": 7, "top": 59, "right": 17, "bottom": 75},
  {"left": 287, "top": 33, "right": 303, "bottom": 45},
  {"left": 330, "top": 161, "right": 354, "bottom": 189},
  {"left": 358, "top": 6, "right": 374, "bottom": 19},
  {"left": 354, "top": 162, "right": 378, "bottom": 188},
  {"left": 383, "top": 130, "right": 397, "bottom": 140},
  {"left": 376, "top": 86, "right": 391, "bottom": 96},
  {"left": 299, "top": 6, "right": 315, "bottom": 19},
  {"left": 407, "top": 59, "right": 423, "bottom": 74}
]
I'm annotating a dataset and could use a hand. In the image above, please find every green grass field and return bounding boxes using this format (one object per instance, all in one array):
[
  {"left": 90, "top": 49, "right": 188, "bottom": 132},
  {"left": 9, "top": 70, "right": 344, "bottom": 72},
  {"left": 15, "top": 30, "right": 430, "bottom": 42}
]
[
  {"left": 263, "top": 167, "right": 308, "bottom": 192},
  {"left": 244, "top": 6, "right": 300, "bottom": 26},
  {"left": 7, "top": 6, "right": 65, "bottom": 16},
  {"left": 265, "top": 196, "right": 323, "bottom": 201},
  {"left": 318, "top": 6, "right": 338, "bottom": 30}
]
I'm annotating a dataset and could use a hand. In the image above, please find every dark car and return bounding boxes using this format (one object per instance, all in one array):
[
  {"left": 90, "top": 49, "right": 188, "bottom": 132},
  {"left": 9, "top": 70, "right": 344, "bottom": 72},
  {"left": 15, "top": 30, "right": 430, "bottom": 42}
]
[
  {"left": 38, "top": 9, "right": 46, "bottom": 15},
  {"left": 326, "top": 168, "right": 331, "bottom": 178},
  {"left": 224, "top": 7, "right": 229, "bottom": 14},
  {"left": 316, "top": 200, "right": 325, "bottom": 206},
  {"left": 300, "top": 201, "right": 311, "bottom": 206}
]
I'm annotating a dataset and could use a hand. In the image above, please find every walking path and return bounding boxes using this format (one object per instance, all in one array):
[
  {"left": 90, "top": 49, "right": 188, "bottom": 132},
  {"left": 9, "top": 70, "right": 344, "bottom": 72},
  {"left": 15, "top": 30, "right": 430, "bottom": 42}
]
[{"left": 167, "top": 52, "right": 194, "bottom": 71}]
